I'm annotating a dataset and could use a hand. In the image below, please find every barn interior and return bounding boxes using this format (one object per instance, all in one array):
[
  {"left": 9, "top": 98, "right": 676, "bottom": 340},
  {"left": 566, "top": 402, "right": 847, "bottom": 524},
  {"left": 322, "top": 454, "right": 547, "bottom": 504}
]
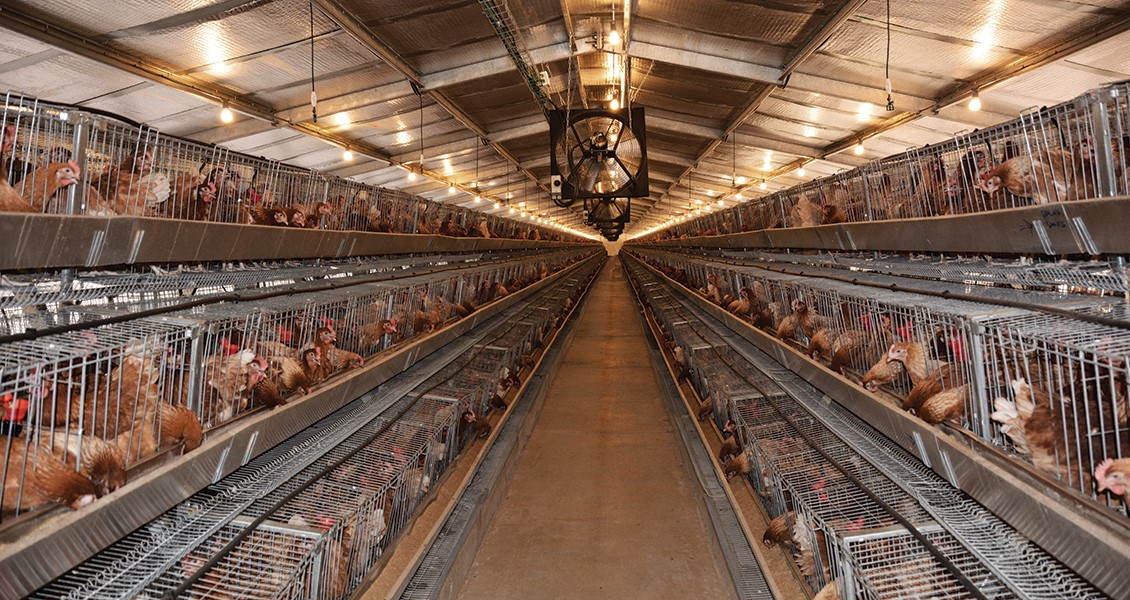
[{"left": 1, "top": 0, "right": 1130, "bottom": 598}]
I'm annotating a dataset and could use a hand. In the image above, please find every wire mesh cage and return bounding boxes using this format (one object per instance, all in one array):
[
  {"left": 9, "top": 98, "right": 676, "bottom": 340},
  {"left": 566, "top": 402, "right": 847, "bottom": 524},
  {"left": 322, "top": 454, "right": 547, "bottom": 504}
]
[
  {"left": 646, "top": 78, "right": 1129, "bottom": 241},
  {"left": 625, "top": 253, "right": 1106, "bottom": 598},
  {"left": 175, "top": 518, "right": 328, "bottom": 600},
  {"left": 1, "top": 93, "right": 566, "bottom": 241},
  {"left": 0, "top": 316, "right": 195, "bottom": 522},
  {"left": 981, "top": 311, "right": 1130, "bottom": 508}
]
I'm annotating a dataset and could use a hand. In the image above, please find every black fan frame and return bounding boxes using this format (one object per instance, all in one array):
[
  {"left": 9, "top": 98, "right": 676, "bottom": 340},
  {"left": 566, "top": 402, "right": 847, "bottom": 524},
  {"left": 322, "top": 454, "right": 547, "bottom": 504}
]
[{"left": 549, "top": 107, "right": 649, "bottom": 205}]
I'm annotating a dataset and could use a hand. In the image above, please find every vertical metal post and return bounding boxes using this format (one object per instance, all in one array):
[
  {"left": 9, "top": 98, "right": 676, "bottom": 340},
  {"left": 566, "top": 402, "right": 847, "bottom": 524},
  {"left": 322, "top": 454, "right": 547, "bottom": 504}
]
[
  {"left": 185, "top": 324, "right": 206, "bottom": 414},
  {"left": 967, "top": 319, "right": 993, "bottom": 439},
  {"left": 63, "top": 111, "right": 91, "bottom": 216},
  {"left": 1088, "top": 88, "right": 1117, "bottom": 197}
]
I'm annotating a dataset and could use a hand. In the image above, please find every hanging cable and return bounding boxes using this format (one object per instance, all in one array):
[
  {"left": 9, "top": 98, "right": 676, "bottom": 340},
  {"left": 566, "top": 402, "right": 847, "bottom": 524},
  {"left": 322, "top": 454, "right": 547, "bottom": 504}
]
[
  {"left": 309, "top": 1, "right": 317, "bottom": 123},
  {"left": 885, "top": 0, "right": 894, "bottom": 111},
  {"left": 418, "top": 92, "right": 424, "bottom": 170}
]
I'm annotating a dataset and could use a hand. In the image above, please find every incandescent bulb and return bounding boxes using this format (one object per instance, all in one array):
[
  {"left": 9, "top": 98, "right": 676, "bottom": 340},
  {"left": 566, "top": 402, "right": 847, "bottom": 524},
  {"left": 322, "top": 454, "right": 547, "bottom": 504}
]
[
  {"left": 969, "top": 93, "right": 982, "bottom": 112},
  {"left": 220, "top": 106, "right": 234, "bottom": 123},
  {"left": 342, "top": 150, "right": 354, "bottom": 161}
]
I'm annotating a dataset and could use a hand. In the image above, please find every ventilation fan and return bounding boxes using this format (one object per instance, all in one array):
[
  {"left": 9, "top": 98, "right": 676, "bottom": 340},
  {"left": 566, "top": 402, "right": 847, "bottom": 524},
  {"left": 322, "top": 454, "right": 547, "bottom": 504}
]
[
  {"left": 550, "top": 107, "right": 648, "bottom": 207},
  {"left": 585, "top": 198, "right": 630, "bottom": 225}
]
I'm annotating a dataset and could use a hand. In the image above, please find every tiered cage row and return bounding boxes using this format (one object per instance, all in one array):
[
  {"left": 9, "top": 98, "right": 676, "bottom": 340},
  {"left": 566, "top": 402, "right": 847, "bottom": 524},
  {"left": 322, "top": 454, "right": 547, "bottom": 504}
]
[
  {"left": 0, "top": 93, "right": 564, "bottom": 241},
  {"left": 31, "top": 254, "right": 602, "bottom": 600},
  {"left": 651, "top": 80, "right": 1130, "bottom": 239},
  {"left": 0, "top": 252, "right": 506, "bottom": 312},
  {"left": 631, "top": 248, "right": 1130, "bottom": 516},
  {"left": 624, "top": 257, "right": 1101, "bottom": 599},
  {"left": 0, "top": 248, "right": 594, "bottom": 526},
  {"left": 714, "top": 249, "right": 1130, "bottom": 297}
]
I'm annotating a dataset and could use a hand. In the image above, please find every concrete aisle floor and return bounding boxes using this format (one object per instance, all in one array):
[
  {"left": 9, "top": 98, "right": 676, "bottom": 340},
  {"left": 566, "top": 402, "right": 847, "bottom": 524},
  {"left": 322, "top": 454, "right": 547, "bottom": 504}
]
[{"left": 456, "top": 258, "right": 734, "bottom": 600}]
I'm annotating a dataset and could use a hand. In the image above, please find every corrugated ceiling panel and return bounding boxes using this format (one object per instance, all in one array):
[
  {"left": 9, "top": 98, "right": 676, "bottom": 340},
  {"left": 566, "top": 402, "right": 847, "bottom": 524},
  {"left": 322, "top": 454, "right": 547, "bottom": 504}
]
[
  {"left": 854, "top": 0, "right": 1125, "bottom": 56},
  {"left": 798, "top": 54, "right": 953, "bottom": 102},
  {"left": 1065, "top": 30, "right": 1130, "bottom": 74},
  {"left": 105, "top": 0, "right": 336, "bottom": 77},
  {"left": 82, "top": 85, "right": 213, "bottom": 130},
  {"left": 363, "top": 4, "right": 497, "bottom": 58},
  {"left": 630, "top": 90, "right": 732, "bottom": 122},
  {"left": 188, "top": 35, "right": 377, "bottom": 101},
  {"left": 219, "top": 128, "right": 305, "bottom": 154},
  {"left": 7, "top": 0, "right": 189, "bottom": 38},
  {"left": 0, "top": 51, "right": 145, "bottom": 105},
  {"left": 986, "top": 63, "right": 1123, "bottom": 111},
  {"left": 820, "top": 21, "right": 987, "bottom": 85},
  {"left": 634, "top": 0, "right": 825, "bottom": 46}
]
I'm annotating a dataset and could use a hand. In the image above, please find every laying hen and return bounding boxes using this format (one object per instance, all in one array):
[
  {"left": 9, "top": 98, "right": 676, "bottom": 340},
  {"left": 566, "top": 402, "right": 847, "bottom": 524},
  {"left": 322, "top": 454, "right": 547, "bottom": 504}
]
[
  {"left": 726, "top": 287, "right": 753, "bottom": 315},
  {"left": 979, "top": 146, "right": 1092, "bottom": 205},
  {"left": 991, "top": 378, "right": 1091, "bottom": 490},
  {"left": 3, "top": 440, "right": 100, "bottom": 514},
  {"left": 808, "top": 327, "right": 871, "bottom": 374},
  {"left": 861, "top": 344, "right": 912, "bottom": 393},
  {"left": 0, "top": 125, "right": 36, "bottom": 212},
  {"left": 92, "top": 150, "right": 171, "bottom": 215},
  {"left": 762, "top": 510, "right": 795, "bottom": 549},
  {"left": 23, "top": 160, "right": 82, "bottom": 213},
  {"left": 718, "top": 419, "right": 740, "bottom": 461},
  {"left": 901, "top": 363, "right": 968, "bottom": 425},
  {"left": 247, "top": 358, "right": 286, "bottom": 410},
  {"left": 50, "top": 432, "right": 127, "bottom": 497},
  {"left": 790, "top": 193, "right": 823, "bottom": 227},
  {"left": 1095, "top": 458, "right": 1130, "bottom": 506},
  {"left": 723, "top": 447, "right": 753, "bottom": 479},
  {"left": 243, "top": 202, "right": 289, "bottom": 226},
  {"left": 274, "top": 348, "right": 319, "bottom": 396}
]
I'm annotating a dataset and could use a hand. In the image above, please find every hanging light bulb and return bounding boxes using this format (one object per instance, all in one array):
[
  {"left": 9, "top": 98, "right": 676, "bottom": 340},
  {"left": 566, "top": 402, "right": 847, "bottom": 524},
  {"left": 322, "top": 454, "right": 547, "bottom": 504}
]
[
  {"left": 759, "top": 181, "right": 767, "bottom": 190},
  {"left": 493, "top": 202, "right": 501, "bottom": 210},
  {"left": 610, "top": 97, "right": 620, "bottom": 111},
  {"left": 220, "top": 101, "right": 234, "bottom": 124},
  {"left": 797, "top": 167, "right": 806, "bottom": 176},
  {"left": 474, "top": 195, "right": 481, "bottom": 203},
  {"left": 854, "top": 142, "right": 866, "bottom": 155},
  {"left": 448, "top": 185, "right": 457, "bottom": 194},
  {"left": 608, "top": 29, "right": 621, "bottom": 46},
  {"left": 408, "top": 171, "right": 417, "bottom": 182},
  {"left": 969, "top": 90, "right": 982, "bottom": 112},
  {"left": 342, "top": 149, "right": 354, "bottom": 161}
]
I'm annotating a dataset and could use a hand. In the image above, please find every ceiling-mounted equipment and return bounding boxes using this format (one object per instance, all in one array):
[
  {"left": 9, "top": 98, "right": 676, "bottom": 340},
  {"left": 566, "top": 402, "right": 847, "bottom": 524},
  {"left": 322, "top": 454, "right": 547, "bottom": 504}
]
[
  {"left": 585, "top": 197, "right": 630, "bottom": 226},
  {"left": 549, "top": 107, "right": 648, "bottom": 208}
]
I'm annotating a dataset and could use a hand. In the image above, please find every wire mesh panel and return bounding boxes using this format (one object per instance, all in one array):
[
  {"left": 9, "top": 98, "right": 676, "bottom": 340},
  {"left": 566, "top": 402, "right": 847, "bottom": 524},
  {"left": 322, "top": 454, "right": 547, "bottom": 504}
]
[
  {"left": 625, "top": 252, "right": 1108, "bottom": 598},
  {"left": 1, "top": 93, "right": 567, "bottom": 241},
  {"left": 176, "top": 518, "right": 327, "bottom": 600},
  {"left": 1103, "top": 81, "right": 1130, "bottom": 198},
  {"left": 643, "top": 79, "right": 1127, "bottom": 242},
  {"left": 981, "top": 311, "right": 1130, "bottom": 508},
  {"left": 0, "top": 315, "right": 194, "bottom": 522}
]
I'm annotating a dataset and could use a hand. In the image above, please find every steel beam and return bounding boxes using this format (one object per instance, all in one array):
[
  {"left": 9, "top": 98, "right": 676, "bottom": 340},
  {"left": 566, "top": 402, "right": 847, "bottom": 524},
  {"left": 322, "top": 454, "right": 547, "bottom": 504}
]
[{"left": 629, "top": 40, "right": 782, "bottom": 85}]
